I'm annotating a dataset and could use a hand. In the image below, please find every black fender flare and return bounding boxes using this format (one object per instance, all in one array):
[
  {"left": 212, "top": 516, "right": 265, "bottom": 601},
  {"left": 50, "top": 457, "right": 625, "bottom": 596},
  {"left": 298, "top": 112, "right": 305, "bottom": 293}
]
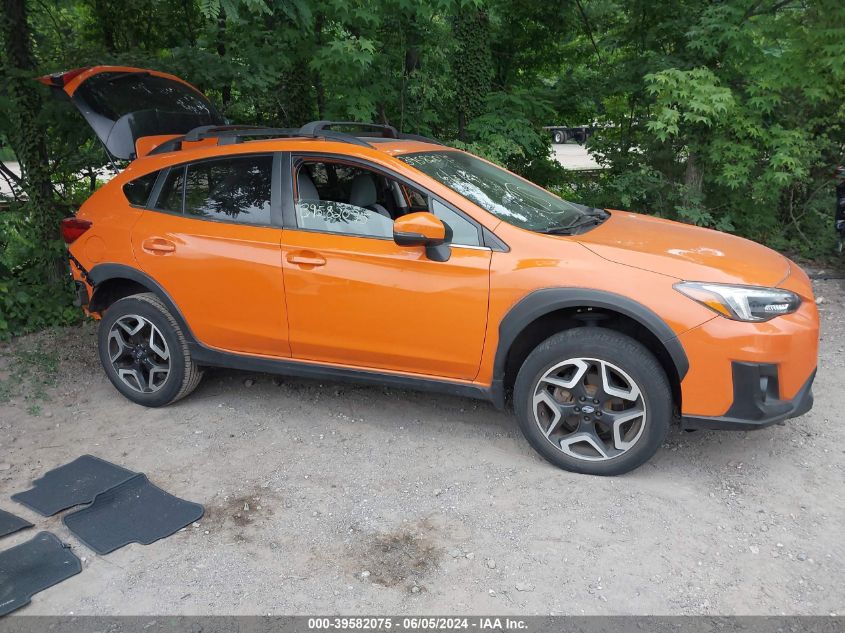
[
  {"left": 491, "top": 288, "right": 689, "bottom": 407},
  {"left": 87, "top": 263, "right": 198, "bottom": 343}
]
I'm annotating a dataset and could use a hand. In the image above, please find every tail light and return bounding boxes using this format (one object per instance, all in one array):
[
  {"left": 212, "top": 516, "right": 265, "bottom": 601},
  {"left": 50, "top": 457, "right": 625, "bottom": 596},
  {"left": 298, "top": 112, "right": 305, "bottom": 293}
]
[{"left": 61, "top": 217, "right": 92, "bottom": 244}]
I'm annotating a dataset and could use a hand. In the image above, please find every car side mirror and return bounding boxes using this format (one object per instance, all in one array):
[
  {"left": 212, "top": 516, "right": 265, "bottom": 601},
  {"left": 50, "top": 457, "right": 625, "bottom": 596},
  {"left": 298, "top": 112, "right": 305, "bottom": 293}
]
[{"left": 393, "top": 212, "right": 452, "bottom": 262}]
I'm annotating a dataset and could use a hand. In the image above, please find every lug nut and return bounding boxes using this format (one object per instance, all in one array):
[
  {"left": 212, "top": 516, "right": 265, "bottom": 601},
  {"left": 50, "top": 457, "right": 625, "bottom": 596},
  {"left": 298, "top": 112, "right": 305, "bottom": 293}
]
[
  {"left": 583, "top": 416, "right": 590, "bottom": 422},
  {"left": 596, "top": 411, "right": 602, "bottom": 417},
  {"left": 593, "top": 399, "right": 599, "bottom": 404},
  {"left": 579, "top": 396, "right": 586, "bottom": 402},
  {"left": 574, "top": 407, "right": 580, "bottom": 412}
]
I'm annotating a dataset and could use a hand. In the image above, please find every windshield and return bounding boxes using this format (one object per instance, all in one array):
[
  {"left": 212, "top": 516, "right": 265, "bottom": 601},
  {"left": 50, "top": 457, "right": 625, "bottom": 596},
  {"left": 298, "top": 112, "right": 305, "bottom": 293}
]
[{"left": 399, "top": 150, "right": 602, "bottom": 232}]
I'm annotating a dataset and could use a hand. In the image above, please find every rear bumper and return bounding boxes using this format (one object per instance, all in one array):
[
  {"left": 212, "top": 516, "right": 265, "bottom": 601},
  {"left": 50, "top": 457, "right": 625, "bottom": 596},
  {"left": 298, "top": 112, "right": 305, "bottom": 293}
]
[{"left": 681, "top": 362, "right": 815, "bottom": 431}]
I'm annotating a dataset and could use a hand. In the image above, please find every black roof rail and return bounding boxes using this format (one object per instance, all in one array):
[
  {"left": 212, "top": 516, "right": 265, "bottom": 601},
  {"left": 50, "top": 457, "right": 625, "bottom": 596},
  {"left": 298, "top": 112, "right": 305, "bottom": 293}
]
[
  {"left": 181, "top": 124, "right": 288, "bottom": 142},
  {"left": 299, "top": 120, "right": 444, "bottom": 146},
  {"left": 149, "top": 123, "right": 376, "bottom": 155},
  {"left": 147, "top": 120, "right": 443, "bottom": 156},
  {"left": 299, "top": 120, "right": 399, "bottom": 138}
]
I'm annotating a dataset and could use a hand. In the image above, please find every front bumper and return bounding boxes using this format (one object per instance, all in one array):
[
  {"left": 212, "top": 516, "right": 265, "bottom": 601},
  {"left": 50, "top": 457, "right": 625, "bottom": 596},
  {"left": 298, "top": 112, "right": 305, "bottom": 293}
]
[{"left": 681, "top": 362, "right": 815, "bottom": 431}]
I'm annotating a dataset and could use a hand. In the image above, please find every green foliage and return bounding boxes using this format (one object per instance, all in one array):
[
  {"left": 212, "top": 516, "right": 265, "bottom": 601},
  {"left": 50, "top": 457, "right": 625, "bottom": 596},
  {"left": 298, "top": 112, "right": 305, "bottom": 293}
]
[
  {"left": 566, "top": 0, "right": 845, "bottom": 255},
  {"left": 0, "top": 203, "right": 80, "bottom": 338},
  {"left": 1, "top": 0, "right": 843, "bottom": 339},
  {"left": 451, "top": 7, "right": 493, "bottom": 137},
  {"left": 454, "top": 90, "right": 553, "bottom": 171},
  {"left": 645, "top": 68, "right": 734, "bottom": 140}
]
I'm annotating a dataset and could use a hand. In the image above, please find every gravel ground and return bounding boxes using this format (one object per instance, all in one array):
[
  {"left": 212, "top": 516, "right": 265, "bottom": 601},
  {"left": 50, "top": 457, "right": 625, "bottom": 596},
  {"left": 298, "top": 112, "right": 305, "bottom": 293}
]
[{"left": 0, "top": 276, "right": 843, "bottom": 616}]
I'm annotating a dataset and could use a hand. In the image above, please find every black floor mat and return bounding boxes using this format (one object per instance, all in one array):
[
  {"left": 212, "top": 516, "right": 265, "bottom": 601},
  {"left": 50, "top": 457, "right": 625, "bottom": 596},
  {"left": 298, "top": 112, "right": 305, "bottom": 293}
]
[
  {"left": 11, "top": 455, "right": 136, "bottom": 516},
  {"left": 0, "top": 509, "right": 32, "bottom": 539},
  {"left": 63, "top": 474, "right": 204, "bottom": 555},
  {"left": 0, "top": 531, "right": 82, "bottom": 616}
]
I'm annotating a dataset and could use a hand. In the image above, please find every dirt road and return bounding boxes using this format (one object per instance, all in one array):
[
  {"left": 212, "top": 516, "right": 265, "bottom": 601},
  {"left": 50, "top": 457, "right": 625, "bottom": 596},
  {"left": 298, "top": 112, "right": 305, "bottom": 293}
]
[{"left": 1, "top": 277, "right": 843, "bottom": 616}]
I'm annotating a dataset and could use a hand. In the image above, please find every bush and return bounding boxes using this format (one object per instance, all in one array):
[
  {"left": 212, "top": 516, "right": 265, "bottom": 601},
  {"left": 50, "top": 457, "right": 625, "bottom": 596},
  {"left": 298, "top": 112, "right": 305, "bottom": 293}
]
[{"left": 0, "top": 204, "right": 80, "bottom": 338}]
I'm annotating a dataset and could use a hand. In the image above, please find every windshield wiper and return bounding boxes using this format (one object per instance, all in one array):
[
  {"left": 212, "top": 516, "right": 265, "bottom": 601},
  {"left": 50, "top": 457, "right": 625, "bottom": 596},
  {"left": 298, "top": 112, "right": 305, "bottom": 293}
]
[{"left": 542, "top": 213, "right": 607, "bottom": 235}]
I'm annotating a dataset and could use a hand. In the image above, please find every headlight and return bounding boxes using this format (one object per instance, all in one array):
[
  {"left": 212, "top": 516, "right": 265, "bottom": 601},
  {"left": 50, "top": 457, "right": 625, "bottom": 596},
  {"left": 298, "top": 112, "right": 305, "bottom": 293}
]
[{"left": 674, "top": 282, "right": 801, "bottom": 322}]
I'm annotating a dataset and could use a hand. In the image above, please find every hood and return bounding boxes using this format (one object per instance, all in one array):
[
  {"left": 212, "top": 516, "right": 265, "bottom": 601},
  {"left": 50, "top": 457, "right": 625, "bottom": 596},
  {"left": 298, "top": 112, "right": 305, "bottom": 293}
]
[{"left": 575, "top": 211, "right": 790, "bottom": 287}]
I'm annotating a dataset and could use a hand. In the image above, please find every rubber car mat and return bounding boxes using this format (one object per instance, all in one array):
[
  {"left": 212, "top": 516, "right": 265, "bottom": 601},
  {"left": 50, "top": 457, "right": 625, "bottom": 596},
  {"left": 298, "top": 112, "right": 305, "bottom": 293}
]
[
  {"left": 62, "top": 473, "right": 204, "bottom": 555},
  {"left": 11, "top": 455, "right": 136, "bottom": 516},
  {"left": 0, "top": 531, "right": 82, "bottom": 616},
  {"left": 0, "top": 508, "right": 33, "bottom": 539}
]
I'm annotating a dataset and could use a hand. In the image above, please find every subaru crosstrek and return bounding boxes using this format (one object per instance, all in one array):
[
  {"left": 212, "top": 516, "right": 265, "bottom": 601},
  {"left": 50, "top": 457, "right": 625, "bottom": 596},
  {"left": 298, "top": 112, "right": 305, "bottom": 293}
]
[{"left": 45, "top": 66, "right": 819, "bottom": 475}]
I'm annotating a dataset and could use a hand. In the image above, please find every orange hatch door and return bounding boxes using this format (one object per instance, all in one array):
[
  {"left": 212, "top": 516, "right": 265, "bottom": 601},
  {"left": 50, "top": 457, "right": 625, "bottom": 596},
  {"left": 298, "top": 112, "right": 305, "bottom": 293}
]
[{"left": 38, "top": 65, "right": 224, "bottom": 160}]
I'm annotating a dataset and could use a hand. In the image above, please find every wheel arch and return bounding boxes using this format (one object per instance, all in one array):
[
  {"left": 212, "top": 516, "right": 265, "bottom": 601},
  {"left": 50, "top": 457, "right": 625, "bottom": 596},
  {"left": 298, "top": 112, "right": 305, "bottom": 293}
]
[
  {"left": 88, "top": 264, "right": 197, "bottom": 343},
  {"left": 493, "top": 288, "right": 689, "bottom": 411}
]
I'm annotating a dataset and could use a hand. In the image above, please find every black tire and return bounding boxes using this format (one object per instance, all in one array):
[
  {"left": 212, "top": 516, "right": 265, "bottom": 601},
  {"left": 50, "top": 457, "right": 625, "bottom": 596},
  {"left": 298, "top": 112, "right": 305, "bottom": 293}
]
[
  {"left": 513, "top": 328, "right": 671, "bottom": 476},
  {"left": 97, "top": 292, "right": 202, "bottom": 407},
  {"left": 553, "top": 130, "right": 565, "bottom": 144}
]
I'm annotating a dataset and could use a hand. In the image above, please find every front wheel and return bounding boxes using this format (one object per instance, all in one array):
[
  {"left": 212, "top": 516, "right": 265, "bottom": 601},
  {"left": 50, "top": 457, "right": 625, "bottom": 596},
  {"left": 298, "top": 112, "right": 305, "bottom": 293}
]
[
  {"left": 97, "top": 292, "right": 203, "bottom": 407},
  {"left": 513, "top": 329, "right": 671, "bottom": 476}
]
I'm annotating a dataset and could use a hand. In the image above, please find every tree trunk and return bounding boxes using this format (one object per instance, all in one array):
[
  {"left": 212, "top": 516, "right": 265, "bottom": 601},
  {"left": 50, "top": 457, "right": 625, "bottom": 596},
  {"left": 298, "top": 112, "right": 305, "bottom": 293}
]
[
  {"left": 92, "top": 0, "right": 118, "bottom": 52},
  {"left": 313, "top": 12, "right": 326, "bottom": 119},
  {"left": 451, "top": 9, "right": 493, "bottom": 141},
  {"left": 401, "top": 15, "right": 421, "bottom": 132},
  {"left": 1, "top": 0, "right": 55, "bottom": 241},
  {"left": 684, "top": 151, "right": 704, "bottom": 206},
  {"left": 216, "top": 10, "right": 231, "bottom": 108}
]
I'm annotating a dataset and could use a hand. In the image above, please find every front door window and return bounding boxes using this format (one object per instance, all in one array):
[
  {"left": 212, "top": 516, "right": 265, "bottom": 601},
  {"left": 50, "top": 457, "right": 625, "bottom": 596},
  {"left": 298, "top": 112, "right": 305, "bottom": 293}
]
[{"left": 293, "top": 159, "right": 482, "bottom": 246}]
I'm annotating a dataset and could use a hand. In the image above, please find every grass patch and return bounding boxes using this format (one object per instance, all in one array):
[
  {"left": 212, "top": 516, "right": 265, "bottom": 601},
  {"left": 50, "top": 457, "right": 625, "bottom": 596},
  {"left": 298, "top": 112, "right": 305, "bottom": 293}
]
[{"left": 0, "top": 339, "right": 60, "bottom": 414}]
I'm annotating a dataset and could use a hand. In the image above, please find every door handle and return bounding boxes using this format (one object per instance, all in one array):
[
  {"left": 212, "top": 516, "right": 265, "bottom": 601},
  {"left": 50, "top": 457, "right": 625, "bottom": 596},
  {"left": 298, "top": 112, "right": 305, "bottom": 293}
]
[
  {"left": 142, "top": 237, "right": 176, "bottom": 254},
  {"left": 287, "top": 251, "right": 326, "bottom": 267}
]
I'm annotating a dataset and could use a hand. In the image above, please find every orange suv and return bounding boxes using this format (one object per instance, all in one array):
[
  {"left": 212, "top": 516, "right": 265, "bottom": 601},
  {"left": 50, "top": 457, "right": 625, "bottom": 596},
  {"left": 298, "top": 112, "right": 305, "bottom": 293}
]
[{"left": 48, "top": 66, "right": 819, "bottom": 475}]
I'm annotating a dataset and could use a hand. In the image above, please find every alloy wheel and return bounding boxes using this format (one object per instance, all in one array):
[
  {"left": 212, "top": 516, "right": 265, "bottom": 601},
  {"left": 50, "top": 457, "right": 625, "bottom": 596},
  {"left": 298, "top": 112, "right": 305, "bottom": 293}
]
[
  {"left": 532, "top": 357, "right": 647, "bottom": 462},
  {"left": 107, "top": 314, "right": 171, "bottom": 393}
]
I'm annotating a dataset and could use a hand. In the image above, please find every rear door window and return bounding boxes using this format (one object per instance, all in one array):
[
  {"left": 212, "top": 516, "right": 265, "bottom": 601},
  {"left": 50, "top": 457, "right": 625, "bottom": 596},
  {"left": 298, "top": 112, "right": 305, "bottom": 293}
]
[
  {"left": 183, "top": 155, "right": 273, "bottom": 225},
  {"left": 154, "top": 168, "right": 185, "bottom": 213}
]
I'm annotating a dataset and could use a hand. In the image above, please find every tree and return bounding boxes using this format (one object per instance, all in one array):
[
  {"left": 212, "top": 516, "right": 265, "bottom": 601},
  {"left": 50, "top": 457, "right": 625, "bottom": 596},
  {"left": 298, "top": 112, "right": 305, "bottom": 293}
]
[
  {"left": 1, "top": 0, "right": 53, "bottom": 236},
  {"left": 451, "top": 6, "right": 493, "bottom": 139},
  {"left": 1, "top": 0, "right": 843, "bottom": 337}
]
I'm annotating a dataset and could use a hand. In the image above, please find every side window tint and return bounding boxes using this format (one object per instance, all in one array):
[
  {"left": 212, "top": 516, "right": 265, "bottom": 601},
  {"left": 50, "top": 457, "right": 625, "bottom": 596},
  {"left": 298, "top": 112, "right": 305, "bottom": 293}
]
[
  {"left": 184, "top": 155, "right": 273, "bottom": 225},
  {"left": 123, "top": 171, "right": 159, "bottom": 206},
  {"left": 432, "top": 200, "right": 481, "bottom": 246},
  {"left": 155, "top": 167, "right": 185, "bottom": 213},
  {"left": 294, "top": 162, "right": 395, "bottom": 239}
]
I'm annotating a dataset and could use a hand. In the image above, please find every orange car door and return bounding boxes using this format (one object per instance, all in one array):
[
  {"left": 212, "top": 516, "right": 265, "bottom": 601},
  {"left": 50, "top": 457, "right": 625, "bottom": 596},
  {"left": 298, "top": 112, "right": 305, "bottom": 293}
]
[
  {"left": 131, "top": 153, "right": 289, "bottom": 357},
  {"left": 280, "top": 157, "right": 491, "bottom": 380}
]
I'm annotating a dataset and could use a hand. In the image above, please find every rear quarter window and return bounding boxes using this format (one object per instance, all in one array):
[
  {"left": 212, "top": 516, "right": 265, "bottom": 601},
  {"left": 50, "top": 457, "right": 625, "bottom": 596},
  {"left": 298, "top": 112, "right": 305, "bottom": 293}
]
[{"left": 122, "top": 171, "right": 159, "bottom": 206}]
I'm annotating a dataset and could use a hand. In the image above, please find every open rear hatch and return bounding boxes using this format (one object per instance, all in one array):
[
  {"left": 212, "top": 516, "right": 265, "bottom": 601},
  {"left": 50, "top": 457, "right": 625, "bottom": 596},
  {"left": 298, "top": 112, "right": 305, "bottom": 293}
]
[{"left": 39, "top": 66, "right": 225, "bottom": 160}]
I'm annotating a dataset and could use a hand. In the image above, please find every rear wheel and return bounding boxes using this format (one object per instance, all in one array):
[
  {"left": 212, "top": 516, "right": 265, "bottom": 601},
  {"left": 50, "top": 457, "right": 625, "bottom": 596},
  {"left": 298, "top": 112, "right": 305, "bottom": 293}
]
[
  {"left": 513, "top": 329, "right": 671, "bottom": 475},
  {"left": 97, "top": 293, "right": 202, "bottom": 407},
  {"left": 553, "top": 130, "right": 565, "bottom": 144}
]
